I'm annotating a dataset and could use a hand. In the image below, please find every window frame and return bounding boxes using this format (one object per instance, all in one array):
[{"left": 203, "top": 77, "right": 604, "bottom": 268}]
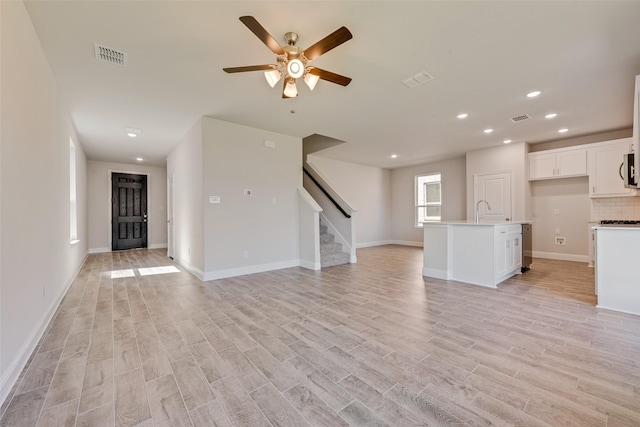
[{"left": 415, "top": 173, "right": 442, "bottom": 227}]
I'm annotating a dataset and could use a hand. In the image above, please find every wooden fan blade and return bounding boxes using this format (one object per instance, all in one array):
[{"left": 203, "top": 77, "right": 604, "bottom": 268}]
[
  {"left": 239, "top": 16, "right": 285, "bottom": 55},
  {"left": 223, "top": 65, "right": 276, "bottom": 73},
  {"left": 302, "top": 27, "right": 352, "bottom": 61},
  {"left": 309, "top": 67, "right": 352, "bottom": 86}
]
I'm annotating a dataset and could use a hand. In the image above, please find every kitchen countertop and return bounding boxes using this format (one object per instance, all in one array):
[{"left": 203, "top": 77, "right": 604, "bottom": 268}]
[
  {"left": 593, "top": 224, "right": 640, "bottom": 229},
  {"left": 423, "top": 220, "right": 532, "bottom": 226}
]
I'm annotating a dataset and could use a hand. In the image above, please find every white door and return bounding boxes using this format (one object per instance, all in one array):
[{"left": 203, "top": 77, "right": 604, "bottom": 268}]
[
  {"left": 167, "top": 175, "right": 175, "bottom": 259},
  {"left": 474, "top": 171, "right": 512, "bottom": 222}
]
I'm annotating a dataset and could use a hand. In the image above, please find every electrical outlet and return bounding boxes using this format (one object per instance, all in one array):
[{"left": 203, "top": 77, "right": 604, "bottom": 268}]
[
  {"left": 555, "top": 236, "right": 566, "bottom": 245},
  {"left": 243, "top": 250, "right": 249, "bottom": 258}
]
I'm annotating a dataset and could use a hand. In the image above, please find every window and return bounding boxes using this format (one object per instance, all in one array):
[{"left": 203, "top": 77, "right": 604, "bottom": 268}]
[
  {"left": 415, "top": 173, "right": 441, "bottom": 226},
  {"left": 69, "top": 138, "right": 78, "bottom": 243}
]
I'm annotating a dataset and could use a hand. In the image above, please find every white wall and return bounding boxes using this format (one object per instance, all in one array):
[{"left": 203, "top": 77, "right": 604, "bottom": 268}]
[
  {"left": 202, "top": 117, "right": 302, "bottom": 279},
  {"left": 531, "top": 177, "right": 590, "bottom": 261},
  {"left": 390, "top": 157, "right": 467, "bottom": 245},
  {"left": 87, "top": 161, "right": 167, "bottom": 253},
  {"left": 307, "top": 155, "right": 391, "bottom": 247},
  {"left": 466, "top": 142, "right": 528, "bottom": 221},
  {"left": 166, "top": 119, "right": 204, "bottom": 276},
  {"left": 1, "top": 1, "right": 88, "bottom": 404}
]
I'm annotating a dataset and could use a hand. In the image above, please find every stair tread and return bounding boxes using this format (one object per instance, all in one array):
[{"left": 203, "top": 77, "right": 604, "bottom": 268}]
[{"left": 318, "top": 219, "right": 349, "bottom": 267}]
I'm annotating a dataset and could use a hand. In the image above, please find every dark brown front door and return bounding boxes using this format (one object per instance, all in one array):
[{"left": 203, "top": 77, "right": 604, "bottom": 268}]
[{"left": 112, "top": 173, "right": 147, "bottom": 250}]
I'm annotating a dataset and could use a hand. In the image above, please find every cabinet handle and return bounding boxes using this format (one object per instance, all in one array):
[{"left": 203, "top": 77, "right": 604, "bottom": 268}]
[
  {"left": 619, "top": 162, "right": 624, "bottom": 181},
  {"left": 515, "top": 238, "right": 519, "bottom": 246}
]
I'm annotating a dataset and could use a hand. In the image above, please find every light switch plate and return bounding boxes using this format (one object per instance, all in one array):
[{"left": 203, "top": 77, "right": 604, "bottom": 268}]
[{"left": 209, "top": 196, "right": 220, "bottom": 204}]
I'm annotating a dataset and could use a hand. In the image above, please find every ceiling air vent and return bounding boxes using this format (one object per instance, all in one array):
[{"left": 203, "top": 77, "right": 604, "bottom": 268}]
[
  {"left": 94, "top": 43, "right": 127, "bottom": 67},
  {"left": 401, "top": 71, "right": 433, "bottom": 88},
  {"left": 510, "top": 114, "right": 530, "bottom": 123}
]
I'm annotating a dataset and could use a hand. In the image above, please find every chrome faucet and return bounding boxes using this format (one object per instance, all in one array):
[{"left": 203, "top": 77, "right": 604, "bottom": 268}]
[{"left": 475, "top": 200, "right": 491, "bottom": 223}]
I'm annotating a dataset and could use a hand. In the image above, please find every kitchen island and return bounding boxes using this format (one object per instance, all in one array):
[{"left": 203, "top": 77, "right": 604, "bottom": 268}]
[
  {"left": 594, "top": 224, "right": 640, "bottom": 315},
  {"left": 423, "top": 221, "right": 530, "bottom": 288}
]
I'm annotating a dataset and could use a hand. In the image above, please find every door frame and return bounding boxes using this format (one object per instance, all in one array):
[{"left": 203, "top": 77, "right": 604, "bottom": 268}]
[
  {"left": 108, "top": 169, "right": 151, "bottom": 252},
  {"left": 167, "top": 174, "right": 175, "bottom": 259},
  {"left": 473, "top": 169, "right": 515, "bottom": 222}
]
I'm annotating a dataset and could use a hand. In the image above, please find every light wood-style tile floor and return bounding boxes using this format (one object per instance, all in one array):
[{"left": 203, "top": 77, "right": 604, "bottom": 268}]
[{"left": 2, "top": 245, "right": 640, "bottom": 426}]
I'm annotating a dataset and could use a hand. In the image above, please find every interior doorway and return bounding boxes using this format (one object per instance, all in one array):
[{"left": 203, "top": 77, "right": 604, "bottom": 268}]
[{"left": 112, "top": 172, "right": 148, "bottom": 250}]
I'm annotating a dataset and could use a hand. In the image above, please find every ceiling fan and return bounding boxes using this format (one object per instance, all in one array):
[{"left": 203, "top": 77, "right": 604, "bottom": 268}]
[{"left": 223, "top": 16, "right": 352, "bottom": 98}]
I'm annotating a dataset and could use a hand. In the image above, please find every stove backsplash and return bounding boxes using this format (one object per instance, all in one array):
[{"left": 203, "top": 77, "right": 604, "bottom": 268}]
[{"left": 592, "top": 197, "right": 640, "bottom": 221}]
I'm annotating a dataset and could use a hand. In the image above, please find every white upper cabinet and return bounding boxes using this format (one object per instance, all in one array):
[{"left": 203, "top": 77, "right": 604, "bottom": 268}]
[
  {"left": 588, "top": 138, "right": 636, "bottom": 198},
  {"left": 529, "top": 147, "right": 587, "bottom": 180}
]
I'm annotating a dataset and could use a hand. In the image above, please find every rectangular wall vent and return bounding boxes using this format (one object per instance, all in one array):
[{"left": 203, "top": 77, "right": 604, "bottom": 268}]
[
  {"left": 510, "top": 114, "right": 530, "bottom": 123},
  {"left": 94, "top": 43, "right": 127, "bottom": 67},
  {"left": 401, "top": 70, "right": 434, "bottom": 88}
]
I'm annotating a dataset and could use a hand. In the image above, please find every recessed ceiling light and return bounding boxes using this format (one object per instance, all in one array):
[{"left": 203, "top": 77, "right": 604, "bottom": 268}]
[
  {"left": 526, "top": 91, "right": 541, "bottom": 98},
  {"left": 503, "top": 139, "right": 512, "bottom": 144},
  {"left": 136, "top": 157, "right": 143, "bottom": 161},
  {"left": 545, "top": 113, "right": 557, "bottom": 119},
  {"left": 558, "top": 128, "right": 569, "bottom": 133},
  {"left": 457, "top": 113, "right": 468, "bottom": 119},
  {"left": 391, "top": 154, "right": 398, "bottom": 158},
  {"left": 125, "top": 127, "right": 142, "bottom": 137},
  {"left": 484, "top": 128, "right": 494, "bottom": 134}
]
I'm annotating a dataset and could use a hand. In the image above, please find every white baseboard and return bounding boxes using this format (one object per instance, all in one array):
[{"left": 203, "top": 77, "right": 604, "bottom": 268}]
[
  {"left": 533, "top": 251, "right": 589, "bottom": 263},
  {"left": 0, "top": 252, "right": 88, "bottom": 407},
  {"left": 203, "top": 259, "right": 300, "bottom": 281},
  {"left": 355, "top": 240, "right": 392, "bottom": 248},
  {"left": 149, "top": 243, "right": 168, "bottom": 249},
  {"left": 173, "top": 257, "right": 204, "bottom": 281},
  {"left": 390, "top": 240, "right": 424, "bottom": 247},
  {"left": 88, "top": 246, "right": 110, "bottom": 254},
  {"left": 422, "top": 267, "right": 450, "bottom": 280},
  {"left": 299, "top": 259, "right": 321, "bottom": 271},
  {"left": 596, "top": 304, "right": 640, "bottom": 316}
]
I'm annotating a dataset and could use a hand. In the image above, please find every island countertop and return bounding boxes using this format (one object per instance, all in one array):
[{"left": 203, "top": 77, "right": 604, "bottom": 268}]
[{"left": 422, "top": 220, "right": 532, "bottom": 226}]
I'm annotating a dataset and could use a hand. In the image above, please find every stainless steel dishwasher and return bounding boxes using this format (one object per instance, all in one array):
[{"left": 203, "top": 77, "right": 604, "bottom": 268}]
[{"left": 521, "top": 223, "right": 532, "bottom": 272}]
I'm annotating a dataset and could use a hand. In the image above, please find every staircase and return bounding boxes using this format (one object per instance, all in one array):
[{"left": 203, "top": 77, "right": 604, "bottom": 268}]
[{"left": 320, "top": 219, "right": 351, "bottom": 268}]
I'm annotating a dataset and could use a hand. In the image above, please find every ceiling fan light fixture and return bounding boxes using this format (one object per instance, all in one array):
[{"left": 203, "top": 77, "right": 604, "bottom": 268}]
[
  {"left": 284, "top": 79, "right": 298, "bottom": 98},
  {"left": 304, "top": 72, "right": 320, "bottom": 91},
  {"left": 264, "top": 69, "right": 281, "bottom": 88},
  {"left": 287, "top": 59, "right": 304, "bottom": 79}
]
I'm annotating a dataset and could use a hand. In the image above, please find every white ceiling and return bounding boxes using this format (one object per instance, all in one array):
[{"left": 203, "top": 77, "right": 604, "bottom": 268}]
[{"left": 24, "top": 1, "right": 640, "bottom": 168}]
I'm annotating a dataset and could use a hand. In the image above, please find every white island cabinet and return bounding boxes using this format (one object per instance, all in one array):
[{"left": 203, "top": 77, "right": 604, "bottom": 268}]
[
  {"left": 595, "top": 225, "right": 640, "bottom": 315},
  {"left": 423, "top": 221, "right": 528, "bottom": 288}
]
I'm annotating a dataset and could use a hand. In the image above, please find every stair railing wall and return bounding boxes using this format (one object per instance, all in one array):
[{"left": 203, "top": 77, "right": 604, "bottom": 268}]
[
  {"left": 303, "top": 164, "right": 357, "bottom": 263},
  {"left": 297, "top": 187, "right": 322, "bottom": 270}
]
